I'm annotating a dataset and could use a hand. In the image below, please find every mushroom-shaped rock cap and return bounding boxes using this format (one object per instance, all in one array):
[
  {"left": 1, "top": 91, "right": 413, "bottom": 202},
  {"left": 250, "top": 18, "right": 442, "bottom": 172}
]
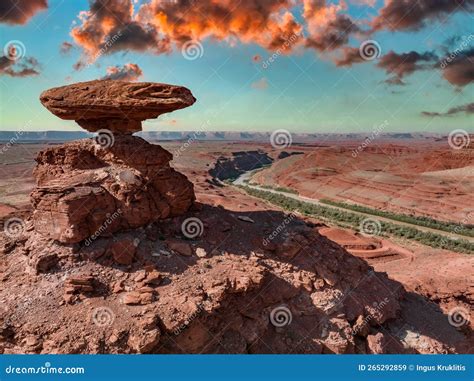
[{"left": 40, "top": 80, "right": 196, "bottom": 134}]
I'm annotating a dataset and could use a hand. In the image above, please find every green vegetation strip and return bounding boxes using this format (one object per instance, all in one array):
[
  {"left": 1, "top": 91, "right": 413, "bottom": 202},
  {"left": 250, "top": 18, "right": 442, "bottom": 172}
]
[
  {"left": 237, "top": 185, "right": 474, "bottom": 254},
  {"left": 320, "top": 198, "right": 474, "bottom": 238},
  {"left": 252, "top": 184, "right": 299, "bottom": 195}
]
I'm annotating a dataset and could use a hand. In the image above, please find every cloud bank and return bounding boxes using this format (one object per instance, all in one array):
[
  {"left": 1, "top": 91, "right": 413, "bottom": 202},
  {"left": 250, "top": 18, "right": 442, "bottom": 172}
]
[{"left": 0, "top": 0, "right": 47, "bottom": 25}]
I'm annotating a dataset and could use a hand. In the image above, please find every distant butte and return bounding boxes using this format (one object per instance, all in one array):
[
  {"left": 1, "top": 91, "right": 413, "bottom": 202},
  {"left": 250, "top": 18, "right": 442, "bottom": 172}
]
[{"left": 40, "top": 80, "right": 196, "bottom": 134}]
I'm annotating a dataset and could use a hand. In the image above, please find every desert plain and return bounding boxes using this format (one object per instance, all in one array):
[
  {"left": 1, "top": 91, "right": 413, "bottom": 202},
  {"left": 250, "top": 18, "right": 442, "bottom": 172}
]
[{"left": 0, "top": 134, "right": 472, "bottom": 354}]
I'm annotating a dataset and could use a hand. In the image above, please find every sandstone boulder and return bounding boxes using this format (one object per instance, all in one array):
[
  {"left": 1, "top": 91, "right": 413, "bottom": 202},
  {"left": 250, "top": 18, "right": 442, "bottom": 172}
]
[
  {"left": 40, "top": 80, "right": 196, "bottom": 134},
  {"left": 366, "top": 332, "right": 406, "bottom": 354},
  {"left": 31, "top": 136, "right": 195, "bottom": 243}
]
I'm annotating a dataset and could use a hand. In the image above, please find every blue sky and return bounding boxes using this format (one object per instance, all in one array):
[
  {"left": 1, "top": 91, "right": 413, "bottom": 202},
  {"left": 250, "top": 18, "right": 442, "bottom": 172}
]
[{"left": 0, "top": 0, "right": 473, "bottom": 133}]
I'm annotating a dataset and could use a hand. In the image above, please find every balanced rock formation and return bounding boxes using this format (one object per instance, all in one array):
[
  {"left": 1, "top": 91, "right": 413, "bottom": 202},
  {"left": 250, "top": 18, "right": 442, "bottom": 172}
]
[
  {"left": 32, "top": 80, "right": 196, "bottom": 244},
  {"left": 40, "top": 80, "right": 196, "bottom": 134}
]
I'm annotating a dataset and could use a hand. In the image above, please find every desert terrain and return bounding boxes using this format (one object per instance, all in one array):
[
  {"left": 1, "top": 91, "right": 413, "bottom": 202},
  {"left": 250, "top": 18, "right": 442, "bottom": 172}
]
[
  {"left": 1, "top": 136, "right": 472, "bottom": 354},
  {"left": 251, "top": 141, "right": 474, "bottom": 223}
]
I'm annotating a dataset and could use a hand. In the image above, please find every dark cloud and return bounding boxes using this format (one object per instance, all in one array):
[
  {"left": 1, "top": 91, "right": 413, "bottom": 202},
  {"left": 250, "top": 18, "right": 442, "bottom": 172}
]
[
  {"left": 60, "top": 42, "right": 74, "bottom": 55},
  {"left": 101, "top": 22, "right": 167, "bottom": 55},
  {"left": 101, "top": 63, "right": 143, "bottom": 81},
  {"left": 71, "top": 0, "right": 168, "bottom": 64},
  {"left": 376, "top": 50, "right": 438, "bottom": 85},
  {"left": 334, "top": 47, "right": 364, "bottom": 66},
  {"left": 0, "top": 55, "right": 40, "bottom": 77},
  {"left": 384, "top": 76, "right": 405, "bottom": 86},
  {"left": 371, "top": 0, "right": 474, "bottom": 32},
  {"left": 305, "top": 14, "right": 360, "bottom": 52},
  {"left": 421, "top": 102, "right": 474, "bottom": 117},
  {"left": 303, "top": 1, "right": 361, "bottom": 53},
  {"left": 440, "top": 48, "right": 474, "bottom": 87},
  {"left": 335, "top": 36, "right": 474, "bottom": 89},
  {"left": 0, "top": 0, "right": 47, "bottom": 24}
]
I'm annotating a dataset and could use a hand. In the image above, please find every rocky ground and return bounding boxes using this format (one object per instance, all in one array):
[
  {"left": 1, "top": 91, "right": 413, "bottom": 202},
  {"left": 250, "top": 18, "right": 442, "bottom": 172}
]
[{"left": 0, "top": 140, "right": 472, "bottom": 354}]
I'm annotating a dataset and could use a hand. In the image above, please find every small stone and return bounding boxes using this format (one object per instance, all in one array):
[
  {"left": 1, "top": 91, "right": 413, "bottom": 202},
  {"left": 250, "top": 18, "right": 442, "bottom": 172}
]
[
  {"left": 26, "top": 336, "right": 37, "bottom": 346},
  {"left": 367, "top": 332, "right": 405, "bottom": 354},
  {"left": 195, "top": 247, "right": 207, "bottom": 258},
  {"left": 64, "top": 286, "right": 76, "bottom": 294},
  {"left": 139, "top": 292, "right": 154, "bottom": 305},
  {"left": 127, "top": 328, "right": 160, "bottom": 353},
  {"left": 108, "top": 238, "right": 136, "bottom": 265},
  {"left": 123, "top": 292, "right": 141, "bottom": 305},
  {"left": 112, "top": 281, "right": 124, "bottom": 294},
  {"left": 68, "top": 276, "right": 94, "bottom": 285},
  {"left": 29, "top": 253, "right": 58, "bottom": 274},
  {"left": 352, "top": 315, "right": 369, "bottom": 337},
  {"left": 64, "top": 275, "right": 95, "bottom": 297},
  {"left": 134, "top": 271, "right": 146, "bottom": 282},
  {"left": 167, "top": 240, "right": 193, "bottom": 257},
  {"left": 144, "top": 270, "right": 161, "bottom": 285},
  {"left": 313, "top": 279, "right": 325, "bottom": 290},
  {"left": 237, "top": 216, "right": 254, "bottom": 223},
  {"left": 138, "top": 286, "right": 154, "bottom": 293}
]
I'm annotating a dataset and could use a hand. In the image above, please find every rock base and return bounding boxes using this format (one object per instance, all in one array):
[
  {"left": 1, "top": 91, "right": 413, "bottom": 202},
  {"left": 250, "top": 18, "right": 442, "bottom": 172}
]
[{"left": 30, "top": 135, "right": 195, "bottom": 244}]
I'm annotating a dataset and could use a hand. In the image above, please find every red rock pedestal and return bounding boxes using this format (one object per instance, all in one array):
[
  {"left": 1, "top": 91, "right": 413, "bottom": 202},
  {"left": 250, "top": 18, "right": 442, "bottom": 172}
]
[
  {"left": 32, "top": 80, "right": 196, "bottom": 244},
  {"left": 31, "top": 135, "right": 195, "bottom": 243}
]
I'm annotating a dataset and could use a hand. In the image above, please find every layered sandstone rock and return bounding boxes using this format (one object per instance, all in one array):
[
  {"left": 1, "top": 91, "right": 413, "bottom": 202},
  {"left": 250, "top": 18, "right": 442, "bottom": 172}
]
[
  {"left": 32, "top": 80, "right": 196, "bottom": 243},
  {"left": 40, "top": 80, "right": 196, "bottom": 134}
]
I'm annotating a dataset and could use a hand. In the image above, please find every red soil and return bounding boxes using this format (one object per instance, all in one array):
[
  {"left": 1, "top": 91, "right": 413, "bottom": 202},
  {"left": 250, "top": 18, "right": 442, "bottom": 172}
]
[{"left": 252, "top": 141, "right": 473, "bottom": 223}]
